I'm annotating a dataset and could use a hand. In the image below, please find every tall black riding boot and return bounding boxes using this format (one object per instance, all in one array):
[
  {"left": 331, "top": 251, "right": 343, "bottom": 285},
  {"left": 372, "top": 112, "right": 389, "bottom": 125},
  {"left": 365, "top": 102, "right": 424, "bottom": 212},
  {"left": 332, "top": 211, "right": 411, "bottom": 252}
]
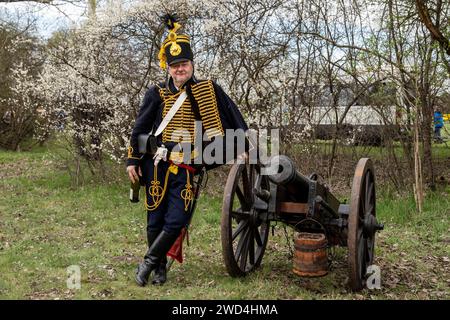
[
  {"left": 152, "top": 255, "right": 168, "bottom": 285},
  {"left": 135, "top": 230, "right": 178, "bottom": 286},
  {"left": 147, "top": 230, "right": 160, "bottom": 248}
]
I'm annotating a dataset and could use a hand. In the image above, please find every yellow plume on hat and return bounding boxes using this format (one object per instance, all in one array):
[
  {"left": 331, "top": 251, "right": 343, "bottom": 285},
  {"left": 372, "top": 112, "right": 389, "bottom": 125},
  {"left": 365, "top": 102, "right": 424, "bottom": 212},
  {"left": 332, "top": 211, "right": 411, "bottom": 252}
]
[{"left": 159, "top": 13, "right": 182, "bottom": 70}]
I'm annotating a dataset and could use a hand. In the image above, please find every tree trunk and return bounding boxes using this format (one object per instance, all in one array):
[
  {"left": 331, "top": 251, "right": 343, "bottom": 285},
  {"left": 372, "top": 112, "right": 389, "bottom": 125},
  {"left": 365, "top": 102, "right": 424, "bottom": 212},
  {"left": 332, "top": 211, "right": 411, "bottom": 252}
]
[
  {"left": 413, "top": 114, "right": 423, "bottom": 213},
  {"left": 420, "top": 94, "right": 435, "bottom": 189},
  {"left": 88, "top": 0, "right": 96, "bottom": 19}
]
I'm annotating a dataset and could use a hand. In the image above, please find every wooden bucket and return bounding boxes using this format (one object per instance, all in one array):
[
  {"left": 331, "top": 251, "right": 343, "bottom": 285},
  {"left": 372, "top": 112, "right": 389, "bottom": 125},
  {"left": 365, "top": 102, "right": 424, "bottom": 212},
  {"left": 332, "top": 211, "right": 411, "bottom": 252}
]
[{"left": 293, "top": 232, "right": 328, "bottom": 277}]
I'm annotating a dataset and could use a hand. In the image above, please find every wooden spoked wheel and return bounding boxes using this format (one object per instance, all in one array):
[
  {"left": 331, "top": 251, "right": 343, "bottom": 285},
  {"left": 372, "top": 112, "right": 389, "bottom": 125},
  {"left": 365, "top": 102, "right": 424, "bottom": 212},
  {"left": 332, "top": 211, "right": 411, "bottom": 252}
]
[
  {"left": 348, "top": 158, "right": 377, "bottom": 291},
  {"left": 221, "top": 156, "right": 271, "bottom": 277}
]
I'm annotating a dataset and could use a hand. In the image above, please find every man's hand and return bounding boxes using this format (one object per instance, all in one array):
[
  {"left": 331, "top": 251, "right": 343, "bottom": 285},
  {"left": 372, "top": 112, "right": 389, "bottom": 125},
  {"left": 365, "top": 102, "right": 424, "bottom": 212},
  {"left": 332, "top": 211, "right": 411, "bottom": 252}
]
[{"left": 127, "top": 165, "right": 142, "bottom": 184}]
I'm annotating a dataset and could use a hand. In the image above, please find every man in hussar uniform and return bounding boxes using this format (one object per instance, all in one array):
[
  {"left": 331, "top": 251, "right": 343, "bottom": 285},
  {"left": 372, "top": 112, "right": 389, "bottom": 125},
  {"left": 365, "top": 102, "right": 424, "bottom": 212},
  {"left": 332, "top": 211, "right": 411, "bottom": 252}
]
[{"left": 126, "top": 14, "right": 248, "bottom": 286}]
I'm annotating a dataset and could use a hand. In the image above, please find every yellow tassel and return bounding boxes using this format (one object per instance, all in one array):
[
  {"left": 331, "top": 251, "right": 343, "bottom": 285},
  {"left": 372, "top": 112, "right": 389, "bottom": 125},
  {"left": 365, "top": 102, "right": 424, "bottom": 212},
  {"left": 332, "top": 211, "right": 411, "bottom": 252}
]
[{"left": 158, "top": 47, "right": 167, "bottom": 69}]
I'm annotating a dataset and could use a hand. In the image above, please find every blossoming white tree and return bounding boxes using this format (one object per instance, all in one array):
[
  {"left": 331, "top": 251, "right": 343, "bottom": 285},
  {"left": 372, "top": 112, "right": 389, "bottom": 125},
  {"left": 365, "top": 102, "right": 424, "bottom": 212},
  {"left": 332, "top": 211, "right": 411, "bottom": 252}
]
[{"left": 4, "top": 0, "right": 449, "bottom": 197}]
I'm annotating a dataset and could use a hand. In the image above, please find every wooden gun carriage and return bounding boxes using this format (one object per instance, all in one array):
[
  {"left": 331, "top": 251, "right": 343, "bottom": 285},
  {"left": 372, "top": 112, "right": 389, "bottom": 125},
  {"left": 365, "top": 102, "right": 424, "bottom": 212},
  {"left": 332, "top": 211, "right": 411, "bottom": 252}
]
[{"left": 221, "top": 154, "right": 384, "bottom": 291}]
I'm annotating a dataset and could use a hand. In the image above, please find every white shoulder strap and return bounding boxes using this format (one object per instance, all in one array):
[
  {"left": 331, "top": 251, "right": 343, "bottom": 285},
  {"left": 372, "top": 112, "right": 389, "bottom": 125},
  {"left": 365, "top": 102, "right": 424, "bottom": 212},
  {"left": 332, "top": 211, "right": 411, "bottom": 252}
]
[{"left": 154, "top": 91, "right": 187, "bottom": 137}]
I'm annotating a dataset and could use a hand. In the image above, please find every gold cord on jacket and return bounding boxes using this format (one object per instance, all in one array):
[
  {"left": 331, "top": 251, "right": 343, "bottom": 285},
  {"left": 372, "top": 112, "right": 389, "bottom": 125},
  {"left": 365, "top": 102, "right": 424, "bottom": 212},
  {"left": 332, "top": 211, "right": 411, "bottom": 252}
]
[{"left": 127, "top": 146, "right": 140, "bottom": 160}]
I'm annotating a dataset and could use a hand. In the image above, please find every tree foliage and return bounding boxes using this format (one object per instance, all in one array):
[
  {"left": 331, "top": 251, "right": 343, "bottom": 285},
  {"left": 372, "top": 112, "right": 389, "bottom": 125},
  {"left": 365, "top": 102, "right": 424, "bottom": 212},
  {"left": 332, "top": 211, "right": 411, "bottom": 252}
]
[{"left": 0, "top": 20, "right": 44, "bottom": 150}]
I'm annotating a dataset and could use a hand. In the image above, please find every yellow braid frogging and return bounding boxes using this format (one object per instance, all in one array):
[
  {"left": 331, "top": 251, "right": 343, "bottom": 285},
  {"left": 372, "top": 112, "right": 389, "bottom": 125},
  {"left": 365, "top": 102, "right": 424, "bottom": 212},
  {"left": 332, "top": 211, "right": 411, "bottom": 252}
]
[
  {"left": 145, "top": 163, "right": 192, "bottom": 212},
  {"left": 145, "top": 165, "right": 170, "bottom": 211},
  {"left": 181, "top": 169, "right": 194, "bottom": 211}
]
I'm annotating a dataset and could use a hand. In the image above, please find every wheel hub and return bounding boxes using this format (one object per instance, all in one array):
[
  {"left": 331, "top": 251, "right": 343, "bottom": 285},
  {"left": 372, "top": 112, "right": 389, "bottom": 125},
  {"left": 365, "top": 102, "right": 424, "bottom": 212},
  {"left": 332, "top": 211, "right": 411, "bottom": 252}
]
[{"left": 363, "top": 214, "right": 384, "bottom": 236}]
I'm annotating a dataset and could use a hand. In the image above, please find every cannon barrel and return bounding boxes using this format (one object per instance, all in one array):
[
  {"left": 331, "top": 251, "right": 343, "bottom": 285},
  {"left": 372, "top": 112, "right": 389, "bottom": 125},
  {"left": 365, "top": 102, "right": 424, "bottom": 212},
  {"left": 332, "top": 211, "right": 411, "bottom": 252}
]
[
  {"left": 266, "top": 155, "right": 311, "bottom": 202},
  {"left": 267, "top": 155, "right": 310, "bottom": 190},
  {"left": 265, "top": 155, "right": 340, "bottom": 215}
]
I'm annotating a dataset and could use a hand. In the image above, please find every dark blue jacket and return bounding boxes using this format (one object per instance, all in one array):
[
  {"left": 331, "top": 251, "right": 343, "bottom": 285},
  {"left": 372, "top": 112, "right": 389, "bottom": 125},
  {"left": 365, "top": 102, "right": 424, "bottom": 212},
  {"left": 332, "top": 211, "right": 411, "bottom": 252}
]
[{"left": 127, "top": 77, "right": 248, "bottom": 169}]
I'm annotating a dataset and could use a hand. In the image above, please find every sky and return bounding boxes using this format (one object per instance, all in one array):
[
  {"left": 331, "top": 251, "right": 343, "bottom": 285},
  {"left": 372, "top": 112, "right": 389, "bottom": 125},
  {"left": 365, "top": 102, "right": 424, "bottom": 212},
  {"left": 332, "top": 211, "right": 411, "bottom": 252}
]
[{"left": 0, "top": 0, "right": 88, "bottom": 38}]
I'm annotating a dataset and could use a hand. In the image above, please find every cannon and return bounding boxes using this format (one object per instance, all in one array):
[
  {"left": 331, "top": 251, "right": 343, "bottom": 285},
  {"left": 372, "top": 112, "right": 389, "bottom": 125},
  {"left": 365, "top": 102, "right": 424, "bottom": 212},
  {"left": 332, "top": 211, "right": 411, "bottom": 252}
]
[{"left": 221, "top": 154, "right": 384, "bottom": 291}]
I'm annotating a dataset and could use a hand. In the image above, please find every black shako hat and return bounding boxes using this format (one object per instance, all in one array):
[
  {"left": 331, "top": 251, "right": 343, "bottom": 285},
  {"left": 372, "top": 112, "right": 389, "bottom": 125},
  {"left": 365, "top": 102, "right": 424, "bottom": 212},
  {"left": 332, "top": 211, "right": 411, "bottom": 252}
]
[{"left": 158, "top": 13, "right": 193, "bottom": 69}]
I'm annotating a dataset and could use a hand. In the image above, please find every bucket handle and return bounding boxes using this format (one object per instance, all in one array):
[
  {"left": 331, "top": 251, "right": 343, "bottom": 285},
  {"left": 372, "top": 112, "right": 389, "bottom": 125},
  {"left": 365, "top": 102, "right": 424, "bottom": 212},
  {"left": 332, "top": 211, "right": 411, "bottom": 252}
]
[{"left": 293, "top": 217, "right": 326, "bottom": 234}]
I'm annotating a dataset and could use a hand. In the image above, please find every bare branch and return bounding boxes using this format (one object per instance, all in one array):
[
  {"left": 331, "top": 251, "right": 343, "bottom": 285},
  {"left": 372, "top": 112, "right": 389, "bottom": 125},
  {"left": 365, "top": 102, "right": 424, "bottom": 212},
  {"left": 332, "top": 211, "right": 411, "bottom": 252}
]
[
  {"left": 0, "top": 0, "right": 52, "bottom": 3},
  {"left": 415, "top": 0, "right": 450, "bottom": 56}
]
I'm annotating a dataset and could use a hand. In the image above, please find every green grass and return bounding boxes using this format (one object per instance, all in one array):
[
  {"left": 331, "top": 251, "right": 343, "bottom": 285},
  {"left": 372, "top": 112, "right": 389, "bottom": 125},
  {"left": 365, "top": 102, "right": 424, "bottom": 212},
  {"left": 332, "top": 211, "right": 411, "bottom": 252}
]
[{"left": 0, "top": 145, "right": 448, "bottom": 300}]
